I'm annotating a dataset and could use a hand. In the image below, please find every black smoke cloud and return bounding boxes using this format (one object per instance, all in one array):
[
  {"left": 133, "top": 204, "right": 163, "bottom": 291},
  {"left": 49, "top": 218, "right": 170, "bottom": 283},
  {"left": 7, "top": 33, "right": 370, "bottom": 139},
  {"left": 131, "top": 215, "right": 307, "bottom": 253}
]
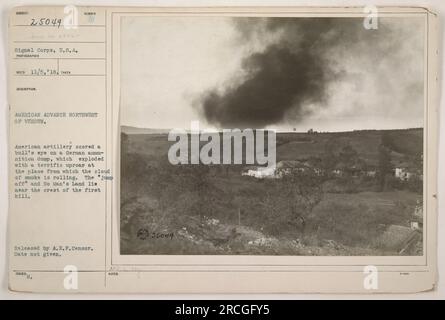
[{"left": 197, "top": 18, "right": 380, "bottom": 128}]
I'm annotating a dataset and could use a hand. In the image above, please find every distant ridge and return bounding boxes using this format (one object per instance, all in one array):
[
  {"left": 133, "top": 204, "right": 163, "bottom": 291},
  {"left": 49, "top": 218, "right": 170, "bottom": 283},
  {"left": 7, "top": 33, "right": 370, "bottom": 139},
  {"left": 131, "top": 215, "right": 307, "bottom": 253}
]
[
  {"left": 121, "top": 126, "right": 171, "bottom": 134},
  {"left": 121, "top": 125, "right": 422, "bottom": 135}
]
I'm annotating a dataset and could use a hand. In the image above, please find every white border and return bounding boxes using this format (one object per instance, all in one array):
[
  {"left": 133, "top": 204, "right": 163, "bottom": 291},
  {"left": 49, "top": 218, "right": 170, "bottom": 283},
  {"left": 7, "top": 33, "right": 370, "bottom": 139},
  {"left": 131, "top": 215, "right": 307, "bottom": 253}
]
[{"left": 1, "top": 0, "right": 444, "bottom": 299}]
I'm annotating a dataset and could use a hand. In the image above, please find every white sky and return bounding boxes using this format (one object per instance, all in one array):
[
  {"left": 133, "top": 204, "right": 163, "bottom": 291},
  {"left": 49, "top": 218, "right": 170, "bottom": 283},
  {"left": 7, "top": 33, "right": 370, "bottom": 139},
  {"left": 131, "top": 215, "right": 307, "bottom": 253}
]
[{"left": 120, "top": 16, "right": 424, "bottom": 132}]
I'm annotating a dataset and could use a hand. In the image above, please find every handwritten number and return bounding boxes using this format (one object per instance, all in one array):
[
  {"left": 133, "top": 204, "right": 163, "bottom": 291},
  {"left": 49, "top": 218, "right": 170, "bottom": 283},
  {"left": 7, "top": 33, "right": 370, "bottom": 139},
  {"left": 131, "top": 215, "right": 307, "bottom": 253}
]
[{"left": 29, "top": 18, "right": 62, "bottom": 28}]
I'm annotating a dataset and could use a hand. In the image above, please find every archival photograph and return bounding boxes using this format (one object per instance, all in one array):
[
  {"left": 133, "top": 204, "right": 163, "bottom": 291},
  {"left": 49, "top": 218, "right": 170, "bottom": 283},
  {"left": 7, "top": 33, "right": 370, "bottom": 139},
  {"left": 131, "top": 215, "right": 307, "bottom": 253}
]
[{"left": 120, "top": 16, "right": 424, "bottom": 256}]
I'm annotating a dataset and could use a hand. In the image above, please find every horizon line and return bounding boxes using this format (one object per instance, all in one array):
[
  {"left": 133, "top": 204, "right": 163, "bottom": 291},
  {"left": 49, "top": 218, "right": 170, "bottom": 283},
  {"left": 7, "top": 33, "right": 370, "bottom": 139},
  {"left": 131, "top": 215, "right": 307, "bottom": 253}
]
[{"left": 121, "top": 125, "right": 423, "bottom": 134}]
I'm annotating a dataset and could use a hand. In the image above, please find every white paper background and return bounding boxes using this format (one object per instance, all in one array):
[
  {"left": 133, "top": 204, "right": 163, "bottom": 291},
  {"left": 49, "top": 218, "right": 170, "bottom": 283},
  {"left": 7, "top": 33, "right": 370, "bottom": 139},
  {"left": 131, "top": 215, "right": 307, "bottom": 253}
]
[{"left": 0, "top": 0, "right": 443, "bottom": 299}]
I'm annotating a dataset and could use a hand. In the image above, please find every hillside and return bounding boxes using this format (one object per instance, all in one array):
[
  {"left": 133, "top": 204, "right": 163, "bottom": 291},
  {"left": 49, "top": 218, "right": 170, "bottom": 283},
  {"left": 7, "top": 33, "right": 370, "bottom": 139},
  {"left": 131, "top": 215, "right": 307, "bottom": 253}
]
[
  {"left": 122, "top": 126, "right": 422, "bottom": 166},
  {"left": 120, "top": 127, "right": 423, "bottom": 256}
]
